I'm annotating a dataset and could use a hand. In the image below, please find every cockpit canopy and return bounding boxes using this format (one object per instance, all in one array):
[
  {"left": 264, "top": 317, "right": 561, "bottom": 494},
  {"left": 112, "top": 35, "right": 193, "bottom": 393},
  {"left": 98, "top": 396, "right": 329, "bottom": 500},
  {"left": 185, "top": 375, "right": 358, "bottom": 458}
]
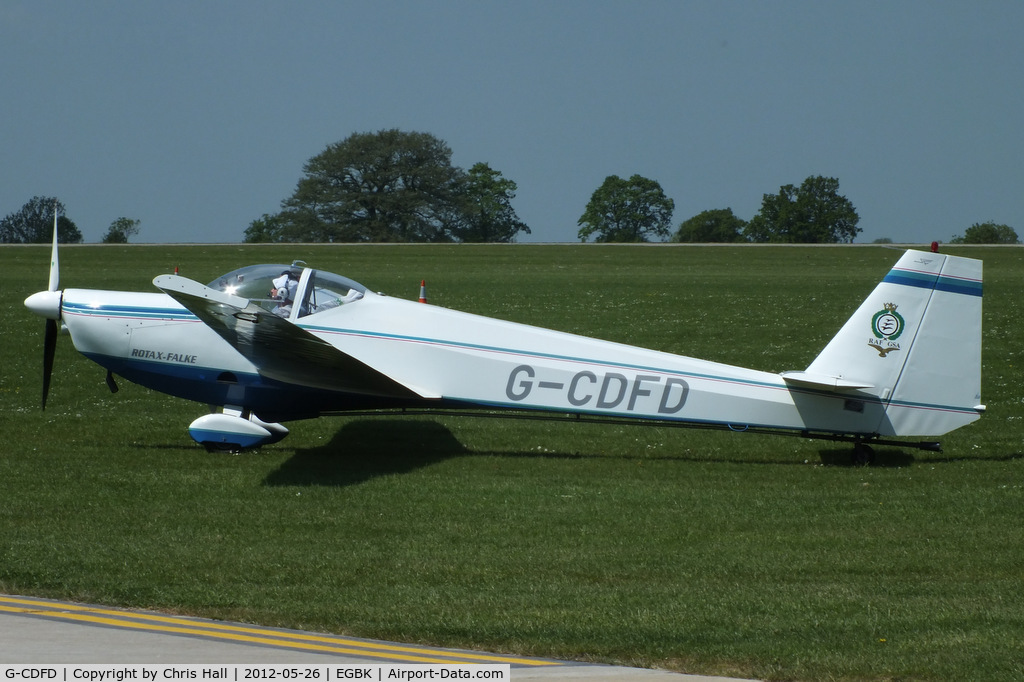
[{"left": 208, "top": 264, "right": 365, "bottom": 319}]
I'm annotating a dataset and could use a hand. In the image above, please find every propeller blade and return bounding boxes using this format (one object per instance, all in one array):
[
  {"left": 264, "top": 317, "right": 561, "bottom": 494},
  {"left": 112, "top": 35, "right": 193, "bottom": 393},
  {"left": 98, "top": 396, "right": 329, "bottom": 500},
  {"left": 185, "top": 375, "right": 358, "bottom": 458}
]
[
  {"left": 42, "top": 319, "right": 58, "bottom": 410},
  {"left": 48, "top": 208, "right": 59, "bottom": 292},
  {"left": 38, "top": 207, "right": 62, "bottom": 409}
]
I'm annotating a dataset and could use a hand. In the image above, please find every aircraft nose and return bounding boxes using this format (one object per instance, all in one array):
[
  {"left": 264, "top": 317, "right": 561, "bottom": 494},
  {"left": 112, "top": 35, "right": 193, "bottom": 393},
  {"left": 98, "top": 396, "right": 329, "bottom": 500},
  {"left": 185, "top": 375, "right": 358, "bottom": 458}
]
[{"left": 25, "top": 290, "right": 62, "bottom": 320}]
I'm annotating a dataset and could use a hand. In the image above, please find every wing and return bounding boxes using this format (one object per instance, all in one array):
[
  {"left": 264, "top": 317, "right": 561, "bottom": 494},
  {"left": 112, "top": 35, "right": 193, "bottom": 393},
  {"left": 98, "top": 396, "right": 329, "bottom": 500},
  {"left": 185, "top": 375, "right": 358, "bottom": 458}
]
[{"left": 154, "top": 275, "right": 424, "bottom": 399}]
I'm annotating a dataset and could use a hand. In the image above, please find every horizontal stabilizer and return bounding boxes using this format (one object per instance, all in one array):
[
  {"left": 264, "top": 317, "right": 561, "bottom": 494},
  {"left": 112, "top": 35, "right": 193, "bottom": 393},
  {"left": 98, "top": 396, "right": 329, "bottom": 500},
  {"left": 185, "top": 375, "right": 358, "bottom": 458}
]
[
  {"left": 779, "top": 371, "right": 874, "bottom": 392},
  {"left": 154, "top": 275, "right": 425, "bottom": 399}
]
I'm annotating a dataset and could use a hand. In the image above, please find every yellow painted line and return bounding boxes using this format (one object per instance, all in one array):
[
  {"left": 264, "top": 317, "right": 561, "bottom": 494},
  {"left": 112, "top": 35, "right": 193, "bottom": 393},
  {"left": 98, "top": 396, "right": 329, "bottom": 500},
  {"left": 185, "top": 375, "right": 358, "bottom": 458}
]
[
  {"left": 0, "top": 605, "right": 457, "bottom": 664},
  {"left": 0, "top": 605, "right": 448, "bottom": 663},
  {"left": 0, "top": 596, "right": 560, "bottom": 667}
]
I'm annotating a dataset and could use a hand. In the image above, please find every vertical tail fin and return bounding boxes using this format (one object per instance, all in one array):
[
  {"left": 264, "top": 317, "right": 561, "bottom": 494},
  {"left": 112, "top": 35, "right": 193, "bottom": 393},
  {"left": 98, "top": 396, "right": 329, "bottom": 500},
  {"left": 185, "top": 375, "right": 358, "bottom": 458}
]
[{"left": 802, "top": 249, "right": 983, "bottom": 436}]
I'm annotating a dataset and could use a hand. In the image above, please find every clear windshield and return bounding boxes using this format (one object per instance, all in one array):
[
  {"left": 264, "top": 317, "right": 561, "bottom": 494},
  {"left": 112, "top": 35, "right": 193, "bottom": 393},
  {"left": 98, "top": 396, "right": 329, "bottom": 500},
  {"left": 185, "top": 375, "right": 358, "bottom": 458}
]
[
  {"left": 208, "top": 264, "right": 366, "bottom": 317},
  {"left": 296, "top": 270, "right": 365, "bottom": 317},
  {"left": 209, "top": 264, "right": 296, "bottom": 313}
]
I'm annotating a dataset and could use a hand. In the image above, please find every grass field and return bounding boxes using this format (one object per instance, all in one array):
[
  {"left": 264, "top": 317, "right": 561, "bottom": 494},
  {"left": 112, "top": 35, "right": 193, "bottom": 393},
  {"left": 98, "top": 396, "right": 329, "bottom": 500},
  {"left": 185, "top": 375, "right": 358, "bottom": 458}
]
[{"left": 2, "top": 243, "right": 1022, "bottom": 681}]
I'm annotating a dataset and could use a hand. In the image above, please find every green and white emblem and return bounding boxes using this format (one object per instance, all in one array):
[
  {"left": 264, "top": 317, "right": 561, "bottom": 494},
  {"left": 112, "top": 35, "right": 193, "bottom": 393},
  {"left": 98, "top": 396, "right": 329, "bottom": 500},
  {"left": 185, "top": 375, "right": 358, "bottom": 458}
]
[{"left": 871, "top": 302, "right": 904, "bottom": 340}]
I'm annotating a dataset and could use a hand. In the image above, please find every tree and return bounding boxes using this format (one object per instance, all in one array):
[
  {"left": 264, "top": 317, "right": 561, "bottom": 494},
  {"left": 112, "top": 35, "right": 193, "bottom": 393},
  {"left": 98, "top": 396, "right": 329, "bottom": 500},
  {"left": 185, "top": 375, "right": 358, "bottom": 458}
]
[
  {"left": 673, "top": 208, "right": 747, "bottom": 243},
  {"left": 452, "top": 162, "right": 530, "bottom": 242},
  {"left": 577, "top": 174, "right": 674, "bottom": 243},
  {"left": 744, "top": 176, "right": 860, "bottom": 243},
  {"left": 0, "top": 196, "right": 82, "bottom": 244},
  {"left": 254, "top": 129, "right": 467, "bottom": 243},
  {"left": 102, "top": 217, "right": 141, "bottom": 243},
  {"left": 949, "top": 221, "right": 1019, "bottom": 244},
  {"left": 243, "top": 213, "right": 284, "bottom": 243}
]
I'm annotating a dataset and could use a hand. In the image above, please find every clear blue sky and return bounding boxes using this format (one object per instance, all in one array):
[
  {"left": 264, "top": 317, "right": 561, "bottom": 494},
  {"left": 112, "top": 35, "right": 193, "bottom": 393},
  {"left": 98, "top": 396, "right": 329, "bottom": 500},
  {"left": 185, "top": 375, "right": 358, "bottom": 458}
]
[{"left": 3, "top": 1, "right": 1021, "bottom": 244}]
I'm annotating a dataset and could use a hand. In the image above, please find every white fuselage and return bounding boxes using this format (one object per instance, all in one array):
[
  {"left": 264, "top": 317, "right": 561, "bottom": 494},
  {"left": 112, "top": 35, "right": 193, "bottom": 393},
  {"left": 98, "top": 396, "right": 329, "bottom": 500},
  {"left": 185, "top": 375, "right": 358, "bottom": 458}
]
[{"left": 56, "top": 249, "right": 983, "bottom": 440}]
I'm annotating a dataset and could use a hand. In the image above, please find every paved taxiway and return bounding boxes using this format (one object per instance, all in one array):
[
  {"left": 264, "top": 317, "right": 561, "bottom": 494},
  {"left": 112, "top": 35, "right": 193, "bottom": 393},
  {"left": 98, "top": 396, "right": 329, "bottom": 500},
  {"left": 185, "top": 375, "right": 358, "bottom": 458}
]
[{"left": 0, "top": 595, "right": 756, "bottom": 682}]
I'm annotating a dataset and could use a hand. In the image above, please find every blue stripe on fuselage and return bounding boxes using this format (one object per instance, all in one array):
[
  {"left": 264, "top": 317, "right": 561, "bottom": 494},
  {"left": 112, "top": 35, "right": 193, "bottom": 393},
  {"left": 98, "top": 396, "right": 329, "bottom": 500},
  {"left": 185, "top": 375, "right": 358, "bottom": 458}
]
[{"left": 63, "top": 301, "right": 195, "bottom": 320}]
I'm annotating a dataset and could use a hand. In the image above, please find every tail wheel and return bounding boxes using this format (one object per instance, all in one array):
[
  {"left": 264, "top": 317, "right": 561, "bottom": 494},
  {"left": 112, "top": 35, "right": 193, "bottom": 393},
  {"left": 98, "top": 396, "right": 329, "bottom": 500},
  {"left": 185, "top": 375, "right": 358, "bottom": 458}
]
[{"left": 852, "top": 442, "right": 874, "bottom": 466}]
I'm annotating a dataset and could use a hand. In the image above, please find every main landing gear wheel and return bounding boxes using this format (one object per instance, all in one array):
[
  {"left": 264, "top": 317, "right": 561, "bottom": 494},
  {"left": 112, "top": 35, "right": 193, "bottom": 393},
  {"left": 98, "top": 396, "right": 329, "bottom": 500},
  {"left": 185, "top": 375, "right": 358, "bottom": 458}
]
[
  {"left": 852, "top": 442, "right": 875, "bottom": 466},
  {"left": 188, "top": 411, "right": 289, "bottom": 452}
]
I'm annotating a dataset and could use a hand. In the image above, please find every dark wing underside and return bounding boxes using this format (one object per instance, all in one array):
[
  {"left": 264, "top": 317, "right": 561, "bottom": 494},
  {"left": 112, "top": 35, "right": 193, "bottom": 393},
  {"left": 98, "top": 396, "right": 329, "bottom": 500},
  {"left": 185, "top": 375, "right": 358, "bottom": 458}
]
[{"left": 154, "top": 275, "right": 422, "bottom": 399}]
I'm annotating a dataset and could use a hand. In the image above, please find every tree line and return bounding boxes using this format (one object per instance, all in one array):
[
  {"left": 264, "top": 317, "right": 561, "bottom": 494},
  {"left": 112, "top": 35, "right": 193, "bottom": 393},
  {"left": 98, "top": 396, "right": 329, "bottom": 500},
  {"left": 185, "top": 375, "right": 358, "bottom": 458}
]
[
  {"left": 579, "top": 174, "right": 865, "bottom": 244},
  {"left": 244, "top": 129, "right": 1014, "bottom": 245},
  {"left": 2, "top": 128, "right": 1017, "bottom": 245},
  {"left": 580, "top": 174, "right": 1021, "bottom": 245},
  {"left": 0, "top": 196, "right": 140, "bottom": 244}
]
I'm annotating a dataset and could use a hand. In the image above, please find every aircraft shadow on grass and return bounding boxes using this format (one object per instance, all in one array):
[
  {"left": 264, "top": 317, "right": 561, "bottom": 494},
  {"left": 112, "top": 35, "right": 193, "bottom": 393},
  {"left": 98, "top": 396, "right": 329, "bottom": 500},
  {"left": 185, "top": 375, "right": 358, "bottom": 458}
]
[
  {"left": 262, "top": 419, "right": 479, "bottom": 487},
  {"left": 804, "top": 447, "right": 1023, "bottom": 467},
  {"left": 816, "top": 447, "right": 914, "bottom": 468},
  {"left": 260, "top": 418, "right": 990, "bottom": 488}
]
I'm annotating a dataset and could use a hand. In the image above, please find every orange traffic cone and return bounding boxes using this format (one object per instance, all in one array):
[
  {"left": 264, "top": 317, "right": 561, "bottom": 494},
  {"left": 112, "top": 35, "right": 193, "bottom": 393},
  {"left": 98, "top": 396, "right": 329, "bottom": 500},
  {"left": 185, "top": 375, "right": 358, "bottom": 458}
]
[{"left": 418, "top": 279, "right": 427, "bottom": 303}]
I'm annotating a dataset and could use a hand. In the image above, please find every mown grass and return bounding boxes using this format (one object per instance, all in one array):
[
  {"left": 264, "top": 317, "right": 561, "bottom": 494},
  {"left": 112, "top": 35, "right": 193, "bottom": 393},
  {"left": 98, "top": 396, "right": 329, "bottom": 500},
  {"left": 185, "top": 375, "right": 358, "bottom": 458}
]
[{"left": 1, "top": 243, "right": 1022, "bottom": 681}]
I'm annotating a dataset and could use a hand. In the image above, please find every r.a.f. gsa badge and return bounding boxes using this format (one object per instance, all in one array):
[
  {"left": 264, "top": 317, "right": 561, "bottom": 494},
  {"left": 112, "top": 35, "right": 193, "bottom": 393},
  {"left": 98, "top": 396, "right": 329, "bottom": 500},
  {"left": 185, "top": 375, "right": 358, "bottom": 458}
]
[{"left": 868, "top": 302, "right": 904, "bottom": 357}]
